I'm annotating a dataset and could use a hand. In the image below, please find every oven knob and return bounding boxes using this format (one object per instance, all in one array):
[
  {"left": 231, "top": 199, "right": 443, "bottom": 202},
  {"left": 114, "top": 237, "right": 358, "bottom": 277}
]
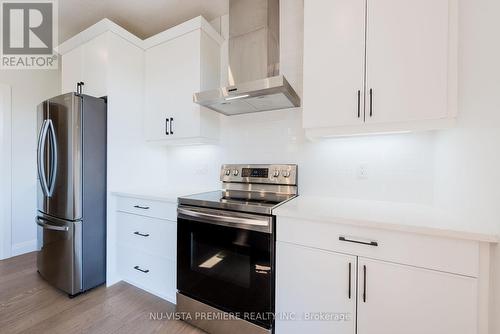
[
  {"left": 282, "top": 170, "right": 291, "bottom": 178},
  {"left": 233, "top": 169, "right": 239, "bottom": 176},
  {"left": 225, "top": 169, "right": 231, "bottom": 176},
  {"left": 273, "top": 169, "right": 280, "bottom": 177}
]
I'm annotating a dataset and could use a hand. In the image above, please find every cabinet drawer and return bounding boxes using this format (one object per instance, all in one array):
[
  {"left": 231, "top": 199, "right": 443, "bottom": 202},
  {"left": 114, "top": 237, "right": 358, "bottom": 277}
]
[
  {"left": 116, "top": 196, "right": 176, "bottom": 221},
  {"left": 117, "top": 212, "right": 176, "bottom": 261},
  {"left": 117, "top": 245, "right": 176, "bottom": 302},
  {"left": 277, "top": 217, "right": 479, "bottom": 277}
]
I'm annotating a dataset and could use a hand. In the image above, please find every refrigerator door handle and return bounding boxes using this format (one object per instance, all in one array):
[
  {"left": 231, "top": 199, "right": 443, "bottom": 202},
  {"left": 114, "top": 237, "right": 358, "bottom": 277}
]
[
  {"left": 36, "top": 217, "right": 69, "bottom": 232},
  {"left": 37, "top": 120, "right": 50, "bottom": 197},
  {"left": 47, "top": 119, "right": 58, "bottom": 197}
]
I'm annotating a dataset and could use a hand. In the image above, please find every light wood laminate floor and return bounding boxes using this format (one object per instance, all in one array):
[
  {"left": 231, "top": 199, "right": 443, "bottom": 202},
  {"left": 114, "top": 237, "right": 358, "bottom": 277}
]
[{"left": 0, "top": 252, "right": 205, "bottom": 334}]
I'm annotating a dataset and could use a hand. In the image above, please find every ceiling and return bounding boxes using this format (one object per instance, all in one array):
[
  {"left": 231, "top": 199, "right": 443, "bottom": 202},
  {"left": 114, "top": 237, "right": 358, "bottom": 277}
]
[{"left": 58, "top": 0, "right": 229, "bottom": 42}]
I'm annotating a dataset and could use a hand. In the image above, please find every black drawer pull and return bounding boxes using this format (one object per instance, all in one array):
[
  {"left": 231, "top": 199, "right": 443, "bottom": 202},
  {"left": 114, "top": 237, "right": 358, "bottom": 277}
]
[
  {"left": 339, "top": 236, "right": 378, "bottom": 247},
  {"left": 133, "top": 205, "right": 150, "bottom": 210},
  {"left": 134, "top": 266, "right": 149, "bottom": 273},
  {"left": 133, "top": 231, "right": 150, "bottom": 237}
]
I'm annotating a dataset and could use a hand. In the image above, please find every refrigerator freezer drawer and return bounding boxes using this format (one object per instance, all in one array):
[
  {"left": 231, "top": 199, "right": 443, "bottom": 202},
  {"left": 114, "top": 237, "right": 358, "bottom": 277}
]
[{"left": 36, "top": 215, "right": 82, "bottom": 295}]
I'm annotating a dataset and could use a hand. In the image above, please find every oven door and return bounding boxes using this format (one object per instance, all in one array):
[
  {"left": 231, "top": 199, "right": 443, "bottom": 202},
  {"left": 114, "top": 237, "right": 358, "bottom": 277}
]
[{"left": 177, "top": 206, "right": 275, "bottom": 329}]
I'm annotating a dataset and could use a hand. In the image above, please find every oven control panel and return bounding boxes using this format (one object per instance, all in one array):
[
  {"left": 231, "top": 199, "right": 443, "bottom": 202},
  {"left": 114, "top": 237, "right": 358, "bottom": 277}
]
[{"left": 220, "top": 164, "right": 297, "bottom": 185}]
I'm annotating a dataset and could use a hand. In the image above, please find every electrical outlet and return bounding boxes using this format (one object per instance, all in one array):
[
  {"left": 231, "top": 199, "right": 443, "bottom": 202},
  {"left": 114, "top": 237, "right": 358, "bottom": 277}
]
[
  {"left": 357, "top": 164, "right": 368, "bottom": 180},
  {"left": 195, "top": 164, "right": 209, "bottom": 175}
]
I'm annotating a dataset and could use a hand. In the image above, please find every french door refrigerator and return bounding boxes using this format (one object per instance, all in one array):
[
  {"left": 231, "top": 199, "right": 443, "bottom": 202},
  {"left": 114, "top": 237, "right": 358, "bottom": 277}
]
[{"left": 36, "top": 92, "right": 107, "bottom": 296}]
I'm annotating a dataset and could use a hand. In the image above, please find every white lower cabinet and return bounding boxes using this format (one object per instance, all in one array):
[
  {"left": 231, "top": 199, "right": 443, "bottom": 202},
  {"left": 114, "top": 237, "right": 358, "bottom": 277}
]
[
  {"left": 118, "top": 244, "right": 176, "bottom": 302},
  {"left": 357, "top": 258, "right": 477, "bottom": 334},
  {"left": 116, "top": 212, "right": 176, "bottom": 259},
  {"left": 276, "top": 241, "right": 478, "bottom": 334},
  {"left": 276, "top": 242, "right": 357, "bottom": 334},
  {"left": 114, "top": 196, "right": 177, "bottom": 303}
]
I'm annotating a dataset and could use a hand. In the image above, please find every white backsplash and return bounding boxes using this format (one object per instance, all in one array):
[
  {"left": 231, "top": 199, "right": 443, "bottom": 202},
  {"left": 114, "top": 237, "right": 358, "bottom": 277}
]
[{"left": 165, "top": 108, "right": 436, "bottom": 204}]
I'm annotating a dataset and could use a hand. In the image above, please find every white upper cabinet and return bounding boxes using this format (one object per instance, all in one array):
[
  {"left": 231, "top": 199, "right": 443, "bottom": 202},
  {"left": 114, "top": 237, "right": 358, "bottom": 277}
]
[
  {"left": 365, "top": 0, "right": 450, "bottom": 125},
  {"left": 303, "top": 0, "right": 366, "bottom": 129},
  {"left": 81, "top": 34, "right": 108, "bottom": 97},
  {"left": 60, "top": 17, "right": 222, "bottom": 146},
  {"left": 61, "top": 33, "right": 108, "bottom": 97},
  {"left": 144, "top": 22, "right": 222, "bottom": 145},
  {"left": 303, "top": 0, "right": 457, "bottom": 137},
  {"left": 61, "top": 45, "right": 83, "bottom": 94}
]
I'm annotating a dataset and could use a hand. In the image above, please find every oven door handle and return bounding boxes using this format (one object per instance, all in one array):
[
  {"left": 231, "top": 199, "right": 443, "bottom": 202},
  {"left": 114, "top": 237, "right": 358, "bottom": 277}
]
[{"left": 177, "top": 207, "right": 272, "bottom": 233}]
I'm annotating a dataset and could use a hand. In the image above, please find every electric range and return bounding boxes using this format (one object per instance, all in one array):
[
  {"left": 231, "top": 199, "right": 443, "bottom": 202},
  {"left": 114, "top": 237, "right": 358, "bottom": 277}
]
[{"left": 176, "top": 164, "right": 298, "bottom": 334}]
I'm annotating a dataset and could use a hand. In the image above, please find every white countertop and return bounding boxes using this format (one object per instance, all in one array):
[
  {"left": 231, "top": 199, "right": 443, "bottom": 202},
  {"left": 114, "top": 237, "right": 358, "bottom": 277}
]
[
  {"left": 110, "top": 188, "right": 212, "bottom": 203},
  {"left": 274, "top": 196, "right": 499, "bottom": 243}
]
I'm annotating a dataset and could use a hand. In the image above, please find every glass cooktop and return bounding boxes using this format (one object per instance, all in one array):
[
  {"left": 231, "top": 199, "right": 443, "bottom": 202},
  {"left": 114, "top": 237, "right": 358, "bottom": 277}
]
[{"left": 178, "top": 191, "right": 296, "bottom": 215}]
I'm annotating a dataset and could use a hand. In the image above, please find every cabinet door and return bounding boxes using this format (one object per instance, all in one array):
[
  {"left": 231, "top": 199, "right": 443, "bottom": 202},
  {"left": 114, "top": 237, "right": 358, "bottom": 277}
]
[
  {"left": 144, "top": 31, "right": 201, "bottom": 141},
  {"left": 82, "top": 33, "right": 108, "bottom": 97},
  {"left": 61, "top": 46, "right": 83, "bottom": 94},
  {"left": 303, "top": 0, "right": 366, "bottom": 129},
  {"left": 365, "top": 0, "right": 450, "bottom": 124},
  {"left": 276, "top": 242, "right": 356, "bottom": 334},
  {"left": 357, "top": 258, "right": 477, "bottom": 334}
]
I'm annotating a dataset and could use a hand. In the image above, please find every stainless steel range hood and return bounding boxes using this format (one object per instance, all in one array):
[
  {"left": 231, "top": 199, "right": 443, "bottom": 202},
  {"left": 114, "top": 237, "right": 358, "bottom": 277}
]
[{"left": 193, "top": 0, "right": 300, "bottom": 116}]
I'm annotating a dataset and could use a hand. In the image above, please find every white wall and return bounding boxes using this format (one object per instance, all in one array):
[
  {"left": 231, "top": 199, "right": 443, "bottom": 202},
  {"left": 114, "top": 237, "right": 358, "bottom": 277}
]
[
  {"left": 166, "top": 113, "right": 436, "bottom": 204},
  {"left": 0, "top": 69, "right": 60, "bottom": 256}
]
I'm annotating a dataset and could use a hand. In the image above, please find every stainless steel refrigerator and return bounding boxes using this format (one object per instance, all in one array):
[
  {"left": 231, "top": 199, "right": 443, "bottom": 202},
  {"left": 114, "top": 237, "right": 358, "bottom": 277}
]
[{"left": 36, "top": 92, "right": 107, "bottom": 296}]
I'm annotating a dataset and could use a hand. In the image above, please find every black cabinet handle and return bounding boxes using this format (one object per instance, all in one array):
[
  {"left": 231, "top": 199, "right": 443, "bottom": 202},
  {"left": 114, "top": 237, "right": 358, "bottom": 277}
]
[
  {"left": 363, "top": 265, "right": 367, "bottom": 302},
  {"left": 133, "top": 231, "right": 150, "bottom": 237},
  {"left": 76, "top": 82, "right": 84, "bottom": 95},
  {"left": 133, "top": 205, "right": 150, "bottom": 210},
  {"left": 357, "top": 90, "right": 361, "bottom": 118},
  {"left": 339, "top": 236, "right": 378, "bottom": 247},
  {"left": 134, "top": 266, "right": 149, "bottom": 273},
  {"left": 348, "top": 262, "right": 352, "bottom": 299},
  {"left": 170, "top": 117, "right": 174, "bottom": 135},
  {"left": 369, "top": 88, "right": 373, "bottom": 117},
  {"left": 165, "top": 118, "right": 169, "bottom": 135}
]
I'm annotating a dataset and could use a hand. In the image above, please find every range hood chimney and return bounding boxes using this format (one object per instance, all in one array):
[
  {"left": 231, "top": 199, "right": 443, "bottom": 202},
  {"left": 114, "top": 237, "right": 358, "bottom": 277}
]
[{"left": 193, "top": 0, "right": 300, "bottom": 116}]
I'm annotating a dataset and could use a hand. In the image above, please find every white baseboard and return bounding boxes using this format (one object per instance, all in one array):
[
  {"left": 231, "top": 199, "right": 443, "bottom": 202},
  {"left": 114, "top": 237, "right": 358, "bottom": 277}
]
[{"left": 11, "top": 239, "right": 37, "bottom": 256}]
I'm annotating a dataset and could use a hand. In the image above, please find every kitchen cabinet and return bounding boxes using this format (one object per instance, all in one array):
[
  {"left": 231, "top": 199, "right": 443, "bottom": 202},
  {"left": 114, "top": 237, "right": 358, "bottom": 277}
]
[
  {"left": 274, "top": 211, "right": 489, "bottom": 334},
  {"left": 113, "top": 195, "right": 177, "bottom": 302},
  {"left": 60, "top": 17, "right": 222, "bottom": 145},
  {"left": 276, "top": 241, "right": 477, "bottom": 334},
  {"left": 302, "top": 0, "right": 366, "bottom": 129},
  {"left": 144, "top": 26, "right": 221, "bottom": 144},
  {"left": 357, "top": 258, "right": 477, "bottom": 334},
  {"left": 61, "top": 46, "right": 83, "bottom": 94},
  {"left": 276, "top": 242, "right": 356, "bottom": 334},
  {"left": 61, "top": 33, "right": 108, "bottom": 97},
  {"left": 303, "top": 0, "right": 457, "bottom": 137}
]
